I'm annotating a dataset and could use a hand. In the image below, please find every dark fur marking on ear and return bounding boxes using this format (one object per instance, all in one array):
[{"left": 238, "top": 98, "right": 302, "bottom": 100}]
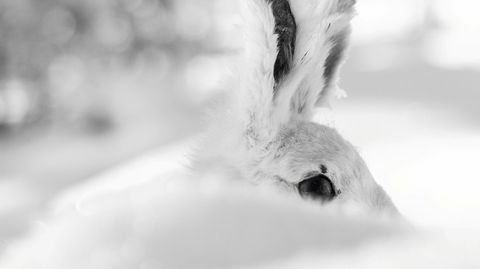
[
  {"left": 267, "top": 0, "right": 296, "bottom": 86},
  {"left": 323, "top": 31, "right": 348, "bottom": 90}
]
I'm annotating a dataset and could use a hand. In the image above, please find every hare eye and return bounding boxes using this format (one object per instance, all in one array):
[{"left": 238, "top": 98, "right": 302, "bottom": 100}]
[{"left": 297, "top": 174, "right": 336, "bottom": 201}]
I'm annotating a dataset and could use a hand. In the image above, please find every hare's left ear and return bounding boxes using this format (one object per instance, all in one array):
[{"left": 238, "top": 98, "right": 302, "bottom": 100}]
[
  {"left": 288, "top": 0, "right": 356, "bottom": 119},
  {"left": 236, "top": 0, "right": 300, "bottom": 147}
]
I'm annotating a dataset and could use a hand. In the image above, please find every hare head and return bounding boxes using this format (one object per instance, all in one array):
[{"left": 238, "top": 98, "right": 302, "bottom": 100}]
[{"left": 194, "top": 0, "right": 397, "bottom": 215}]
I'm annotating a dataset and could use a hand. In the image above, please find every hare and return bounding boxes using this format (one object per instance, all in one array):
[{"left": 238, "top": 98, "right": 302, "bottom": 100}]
[
  {"left": 193, "top": 0, "right": 398, "bottom": 214},
  {"left": 0, "top": 2, "right": 402, "bottom": 268}
]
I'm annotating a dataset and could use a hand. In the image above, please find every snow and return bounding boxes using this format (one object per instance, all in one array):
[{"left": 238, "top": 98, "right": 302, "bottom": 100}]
[
  {"left": 0, "top": 174, "right": 410, "bottom": 269},
  {"left": 1, "top": 111, "right": 480, "bottom": 268},
  {"left": 0, "top": 166, "right": 478, "bottom": 269},
  {"left": 334, "top": 101, "right": 480, "bottom": 229}
]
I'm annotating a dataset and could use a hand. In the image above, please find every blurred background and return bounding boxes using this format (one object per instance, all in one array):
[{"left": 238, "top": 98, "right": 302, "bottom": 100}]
[{"left": 0, "top": 0, "right": 479, "bottom": 253}]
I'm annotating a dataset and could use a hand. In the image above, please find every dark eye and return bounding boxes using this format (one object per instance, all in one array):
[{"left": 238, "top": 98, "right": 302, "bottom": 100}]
[{"left": 297, "top": 174, "right": 336, "bottom": 201}]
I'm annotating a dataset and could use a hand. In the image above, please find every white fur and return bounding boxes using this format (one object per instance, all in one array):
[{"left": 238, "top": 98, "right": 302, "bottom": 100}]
[
  {"left": 193, "top": 0, "right": 396, "bottom": 214},
  {"left": 289, "top": 0, "right": 355, "bottom": 113}
]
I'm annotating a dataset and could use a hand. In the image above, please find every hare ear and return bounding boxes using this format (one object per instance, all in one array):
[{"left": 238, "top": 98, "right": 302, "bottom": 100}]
[
  {"left": 288, "top": 0, "right": 356, "bottom": 119},
  {"left": 236, "top": 0, "right": 298, "bottom": 146},
  {"left": 268, "top": 0, "right": 297, "bottom": 84}
]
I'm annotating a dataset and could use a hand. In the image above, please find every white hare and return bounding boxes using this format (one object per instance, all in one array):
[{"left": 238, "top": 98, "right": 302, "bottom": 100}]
[
  {"left": 193, "top": 0, "right": 397, "bottom": 214},
  {"left": 0, "top": 1, "right": 402, "bottom": 269}
]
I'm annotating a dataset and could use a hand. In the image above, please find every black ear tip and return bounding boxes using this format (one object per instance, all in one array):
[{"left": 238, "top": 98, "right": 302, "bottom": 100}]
[{"left": 267, "top": 0, "right": 296, "bottom": 85}]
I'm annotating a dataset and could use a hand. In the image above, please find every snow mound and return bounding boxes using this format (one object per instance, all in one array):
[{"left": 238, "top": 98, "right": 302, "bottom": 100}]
[{"left": 0, "top": 176, "right": 478, "bottom": 269}]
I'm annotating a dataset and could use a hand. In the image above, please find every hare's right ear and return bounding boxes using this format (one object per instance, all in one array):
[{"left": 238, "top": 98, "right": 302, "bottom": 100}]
[
  {"left": 236, "top": 0, "right": 300, "bottom": 147},
  {"left": 288, "top": 0, "right": 356, "bottom": 118}
]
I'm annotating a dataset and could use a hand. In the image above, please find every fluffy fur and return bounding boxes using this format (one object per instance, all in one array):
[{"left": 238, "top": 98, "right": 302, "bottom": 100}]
[{"left": 193, "top": 0, "right": 397, "bottom": 214}]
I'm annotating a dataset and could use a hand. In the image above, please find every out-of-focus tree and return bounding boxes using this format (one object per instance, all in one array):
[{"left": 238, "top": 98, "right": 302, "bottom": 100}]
[{"left": 0, "top": 0, "right": 227, "bottom": 133}]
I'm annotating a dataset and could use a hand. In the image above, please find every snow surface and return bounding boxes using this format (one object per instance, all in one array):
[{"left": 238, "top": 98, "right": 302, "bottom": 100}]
[
  {"left": 0, "top": 176, "right": 408, "bottom": 269},
  {"left": 1, "top": 127, "right": 480, "bottom": 268}
]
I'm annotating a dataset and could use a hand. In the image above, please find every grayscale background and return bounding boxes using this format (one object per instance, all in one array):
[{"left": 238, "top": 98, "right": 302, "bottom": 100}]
[{"left": 0, "top": 0, "right": 479, "bottom": 255}]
